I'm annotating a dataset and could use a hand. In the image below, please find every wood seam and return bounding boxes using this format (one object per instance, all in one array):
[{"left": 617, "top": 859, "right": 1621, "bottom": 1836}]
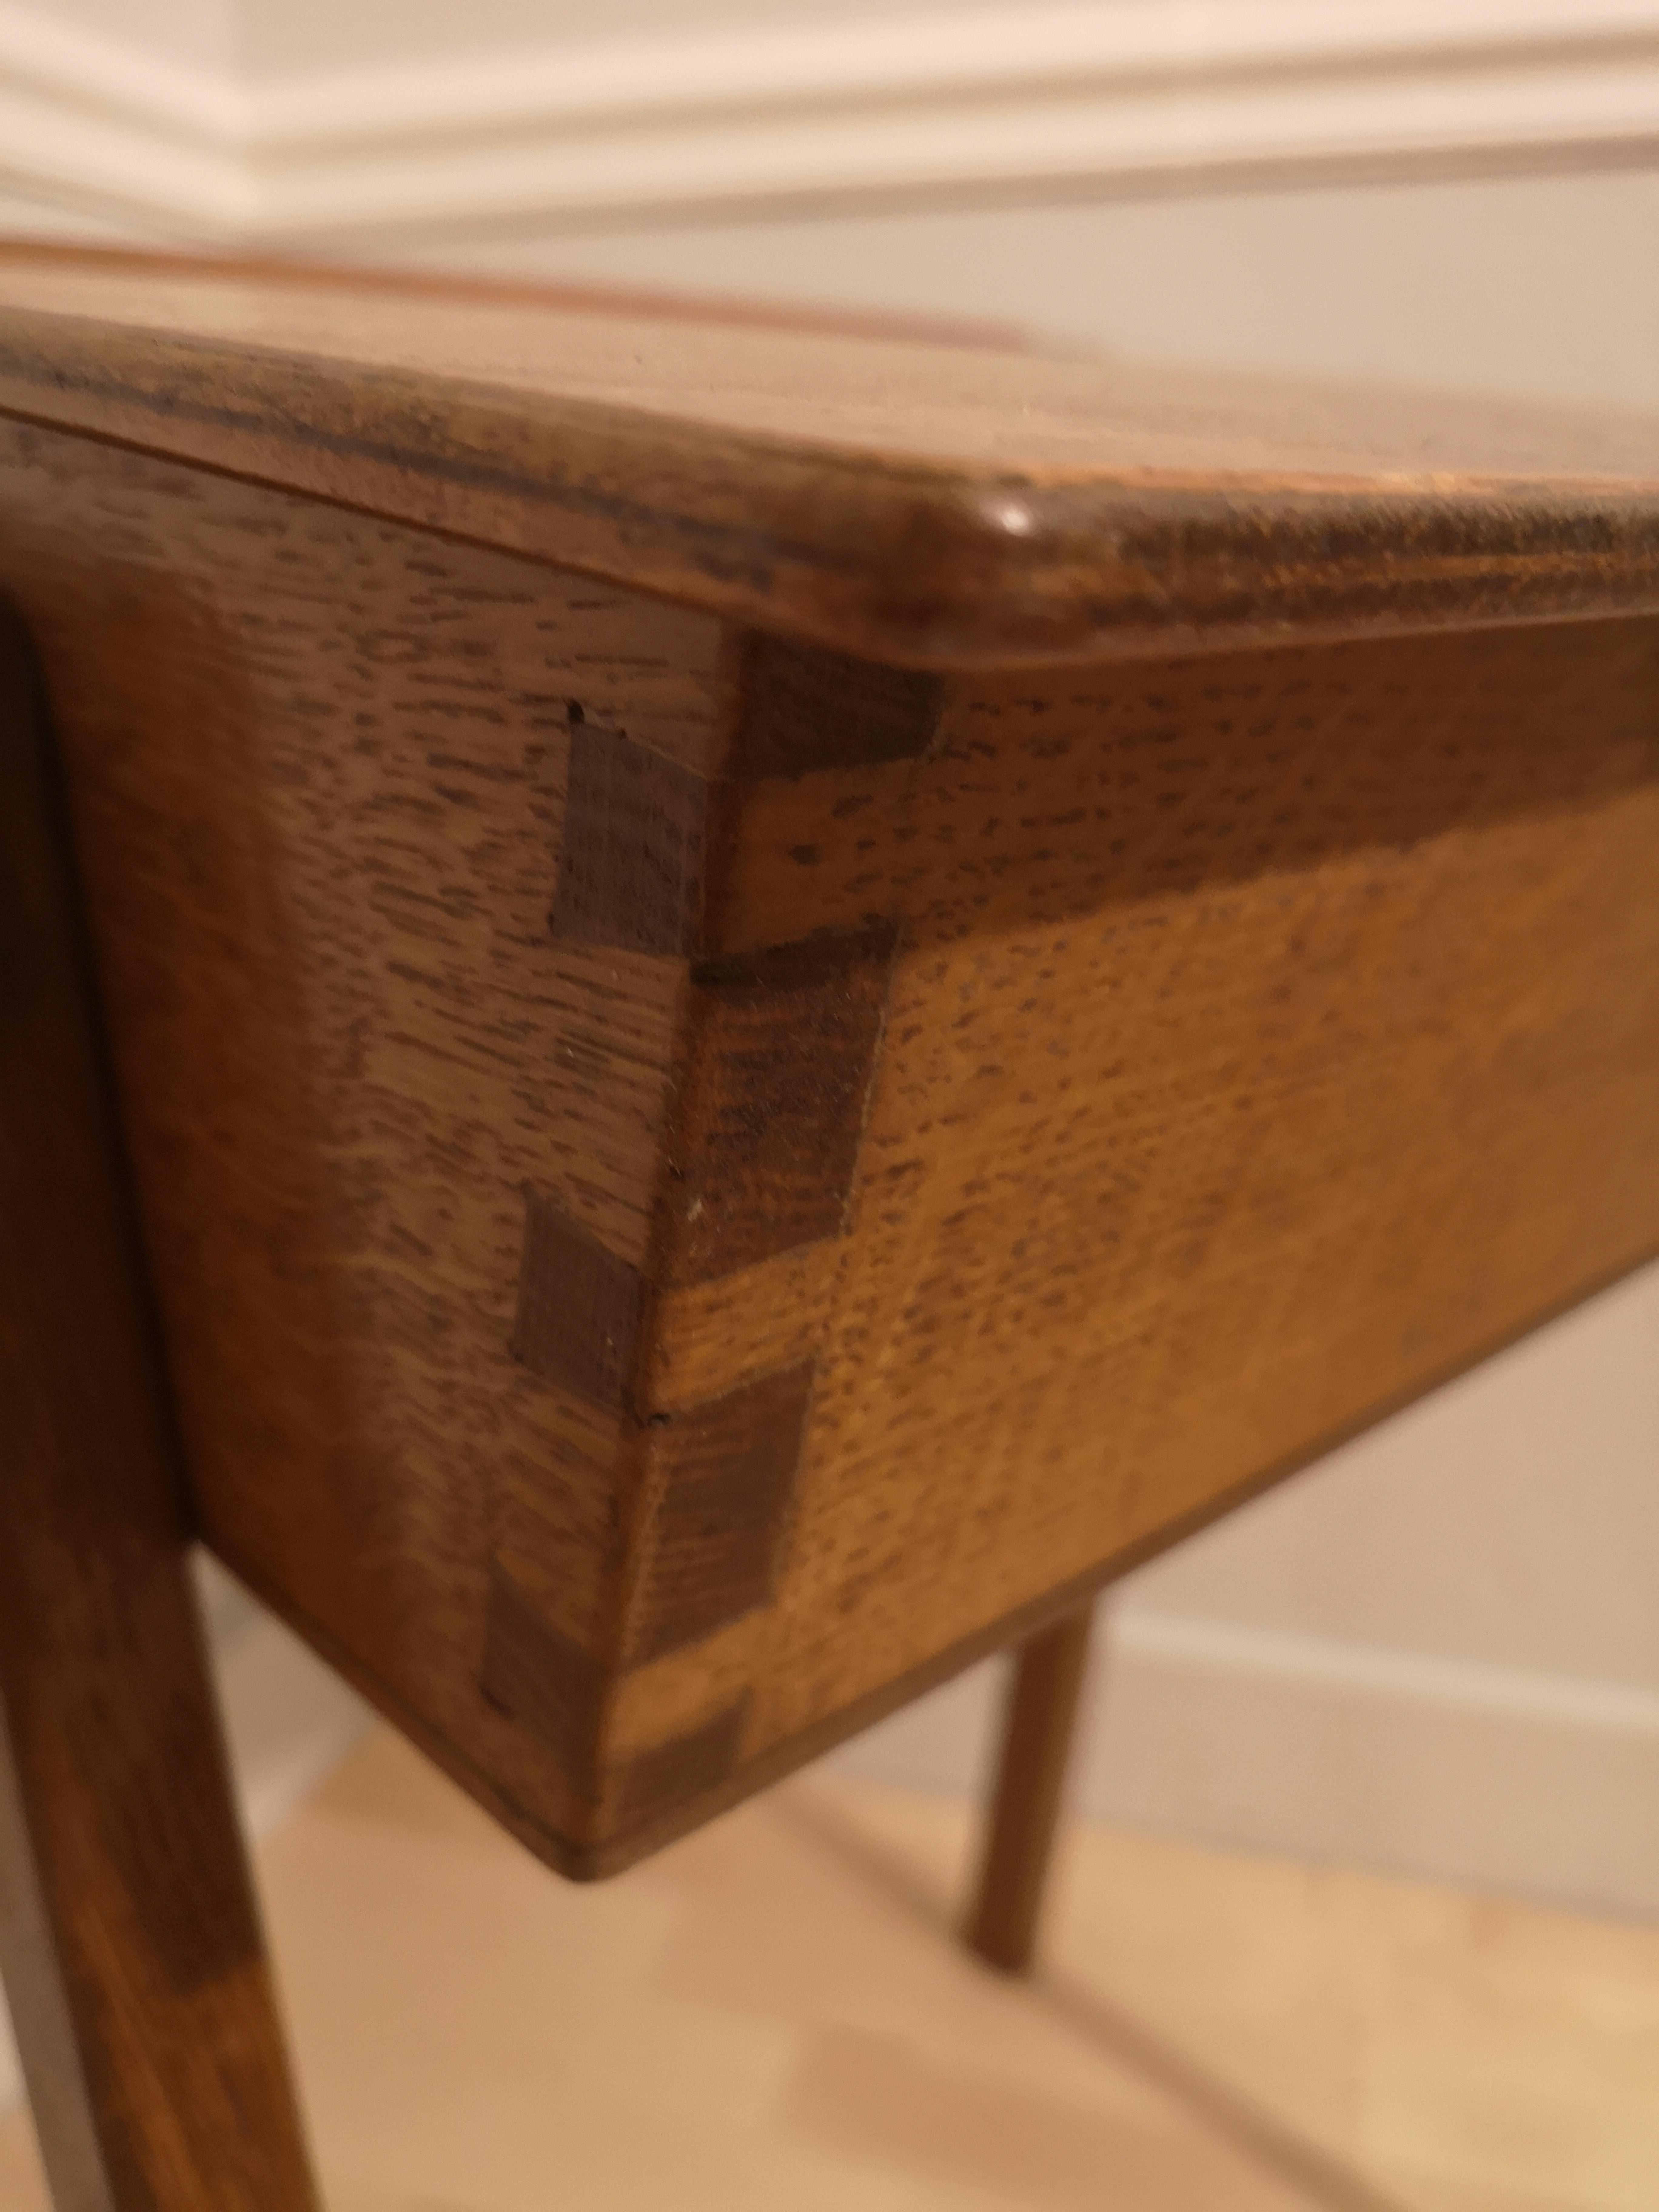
[{"left": 494, "top": 643, "right": 919, "bottom": 1801}]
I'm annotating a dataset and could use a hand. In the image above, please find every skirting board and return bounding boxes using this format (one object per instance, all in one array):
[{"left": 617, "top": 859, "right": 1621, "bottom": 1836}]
[
  {"left": 0, "top": 0, "right": 1655, "bottom": 242},
  {"left": 829, "top": 1608, "right": 1659, "bottom": 1924}
]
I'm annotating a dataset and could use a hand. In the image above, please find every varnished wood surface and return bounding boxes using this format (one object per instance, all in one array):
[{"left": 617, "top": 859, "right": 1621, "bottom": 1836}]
[
  {"left": 0, "top": 420, "right": 715, "bottom": 1866},
  {"left": 0, "top": 607, "right": 319, "bottom": 2210},
  {"left": 0, "top": 243, "right": 1655, "bottom": 669},
  {"left": 966, "top": 1607, "right": 1096, "bottom": 1976},
  {"left": 1, "top": 401, "right": 1654, "bottom": 1876}
]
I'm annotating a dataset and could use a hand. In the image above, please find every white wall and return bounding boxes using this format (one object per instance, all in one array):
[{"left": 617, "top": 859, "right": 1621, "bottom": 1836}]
[
  {"left": 14, "top": 0, "right": 233, "bottom": 72},
  {"left": 6, "top": 2, "right": 1656, "bottom": 242},
  {"left": 237, "top": 0, "right": 982, "bottom": 77},
  {"left": 373, "top": 164, "right": 1659, "bottom": 412},
  {"left": 0, "top": 3, "right": 1655, "bottom": 1919}
]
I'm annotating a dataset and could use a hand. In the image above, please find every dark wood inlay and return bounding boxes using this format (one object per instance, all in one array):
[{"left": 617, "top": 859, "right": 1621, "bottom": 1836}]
[
  {"left": 511, "top": 1192, "right": 647, "bottom": 1412},
  {"left": 484, "top": 1562, "right": 749, "bottom": 1833},
  {"left": 610, "top": 1699, "right": 749, "bottom": 1830},
  {"left": 627, "top": 1361, "right": 815, "bottom": 1664},
  {"left": 665, "top": 923, "right": 900, "bottom": 1285},
  {"left": 480, "top": 1565, "right": 605, "bottom": 1774},
  {"left": 550, "top": 715, "right": 710, "bottom": 956},
  {"left": 744, "top": 635, "right": 942, "bottom": 779}
]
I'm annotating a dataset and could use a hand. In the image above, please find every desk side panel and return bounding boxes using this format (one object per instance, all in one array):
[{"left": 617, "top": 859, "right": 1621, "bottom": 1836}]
[
  {"left": 0, "top": 418, "right": 728, "bottom": 1859},
  {"left": 595, "top": 619, "right": 1659, "bottom": 1860}
]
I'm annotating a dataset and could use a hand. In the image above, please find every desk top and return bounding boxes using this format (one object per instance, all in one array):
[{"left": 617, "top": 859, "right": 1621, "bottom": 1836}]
[{"left": 1, "top": 242, "right": 1655, "bottom": 669}]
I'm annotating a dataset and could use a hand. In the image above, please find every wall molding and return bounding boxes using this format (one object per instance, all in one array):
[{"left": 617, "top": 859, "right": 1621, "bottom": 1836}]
[
  {"left": 0, "top": 0, "right": 1656, "bottom": 244},
  {"left": 1111, "top": 1610, "right": 1659, "bottom": 1741},
  {"left": 832, "top": 1604, "right": 1659, "bottom": 1921},
  {"left": 0, "top": 2, "right": 243, "bottom": 231},
  {"left": 1092, "top": 1608, "right": 1659, "bottom": 1921}
]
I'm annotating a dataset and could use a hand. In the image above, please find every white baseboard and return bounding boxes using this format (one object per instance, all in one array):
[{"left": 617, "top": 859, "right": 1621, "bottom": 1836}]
[
  {"left": 0, "top": 0, "right": 1655, "bottom": 244},
  {"left": 830, "top": 1605, "right": 1659, "bottom": 1922}
]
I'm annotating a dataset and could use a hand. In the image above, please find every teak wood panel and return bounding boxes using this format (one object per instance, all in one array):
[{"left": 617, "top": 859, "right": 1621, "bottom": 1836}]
[{"left": 2, "top": 416, "right": 1655, "bottom": 1875}]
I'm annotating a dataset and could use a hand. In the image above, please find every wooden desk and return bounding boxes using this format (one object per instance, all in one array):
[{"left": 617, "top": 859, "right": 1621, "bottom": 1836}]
[{"left": 0, "top": 244, "right": 1655, "bottom": 2209}]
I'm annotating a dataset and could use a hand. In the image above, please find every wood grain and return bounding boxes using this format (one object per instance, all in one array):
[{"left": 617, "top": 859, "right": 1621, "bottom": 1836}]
[
  {"left": 622, "top": 1361, "right": 816, "bottom": 1667},
  {"left": 0, "top": 413, "right": 743, "bottom": 1859},
  {"left": 665, "top": 928, "right": 900, "bottom": 1285},
  {"left": 550, "top": 716, "right": 712, "bottom": 957},
  {"left": 642, "top": 618, "right": 1659, "bottom": 1814},
  {"left": 0, "top": 362, "right": 1654, "bottom": 1877},
  {"left": 0, "top": 605, "right": 318, "bottom": 2210},
  {"left": 741, "top": 636, "right": 945, "bottom": 776},
  {"left": 481, "top": 1571, "right": 749, "bottom": 1833},
  {"left": 512, "top": 1194, "right": 648, "bottom": 1413},
  {"left": 0, "top": 245, "right": 1655, "bottom": 672}
]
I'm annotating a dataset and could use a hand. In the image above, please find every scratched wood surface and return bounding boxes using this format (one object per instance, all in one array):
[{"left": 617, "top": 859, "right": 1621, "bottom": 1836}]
[
  {"left": 0, "top": 245, "right": 1657, "bottom": 669},
  {"left": 2, "top": 391, "right": 1655, "bottom": 1875}
]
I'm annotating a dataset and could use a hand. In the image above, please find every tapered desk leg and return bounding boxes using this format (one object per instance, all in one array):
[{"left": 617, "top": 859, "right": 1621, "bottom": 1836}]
[
  {"left": 0, "top": 608, "right": 320, "bottom": 2211},
  {"left": 964, "top": 1601, "right": 1095, "bottom": 1975}
]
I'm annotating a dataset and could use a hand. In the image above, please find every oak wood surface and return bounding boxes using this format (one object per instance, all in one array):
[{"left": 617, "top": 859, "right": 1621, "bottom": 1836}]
[
  {"left": 0, "top": 607, "right": 319, "bottom": 2210},
  {"left": 0, "top": 244, "right": 1655, "bottom": 670},
  {"left": 966, "top": 1605, "right": 1096, "bottom": 1976},
  {"left": 1, "top": 398, "right": 1654, "bottom": 1876}
]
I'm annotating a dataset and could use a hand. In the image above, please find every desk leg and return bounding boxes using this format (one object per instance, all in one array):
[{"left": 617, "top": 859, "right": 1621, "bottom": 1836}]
[
  {"left": 964, "top": 1601, "right": 1095, "bottom": 1974},
  {"left": 0, "top": 609, "right": 320, "bottom": 2211}
]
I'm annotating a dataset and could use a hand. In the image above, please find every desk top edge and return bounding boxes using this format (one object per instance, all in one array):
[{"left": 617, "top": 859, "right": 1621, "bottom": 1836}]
[{"left": 2, "top": 242, "right": 1656, "bottom": 669}]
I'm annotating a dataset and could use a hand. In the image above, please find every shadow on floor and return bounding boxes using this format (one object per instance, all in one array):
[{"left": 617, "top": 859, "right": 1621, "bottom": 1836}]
[{"left": 780, "top": 1788, "right": 1412, "bottom": 2212}]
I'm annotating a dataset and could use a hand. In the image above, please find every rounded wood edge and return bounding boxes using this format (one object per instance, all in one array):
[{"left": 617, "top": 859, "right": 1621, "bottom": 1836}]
[{"left": 0, "top": 301, "right": 1656, "bottom": 672}]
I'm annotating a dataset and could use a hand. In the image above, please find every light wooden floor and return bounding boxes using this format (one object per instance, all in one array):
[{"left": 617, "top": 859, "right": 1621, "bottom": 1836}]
[{"left": 3, "top": 1729, "right": 1656, "bottom": 2210}]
